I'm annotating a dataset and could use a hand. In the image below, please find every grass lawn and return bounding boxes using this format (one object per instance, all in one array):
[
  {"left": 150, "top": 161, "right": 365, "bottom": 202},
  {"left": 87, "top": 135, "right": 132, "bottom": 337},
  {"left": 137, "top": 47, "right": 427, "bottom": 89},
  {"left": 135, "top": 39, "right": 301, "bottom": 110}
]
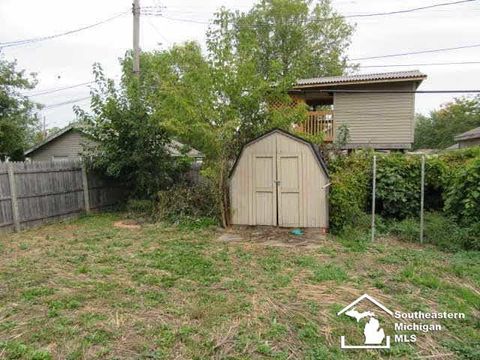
[{"left": 0, "top": 213, "right": 478, "bottom": 359}]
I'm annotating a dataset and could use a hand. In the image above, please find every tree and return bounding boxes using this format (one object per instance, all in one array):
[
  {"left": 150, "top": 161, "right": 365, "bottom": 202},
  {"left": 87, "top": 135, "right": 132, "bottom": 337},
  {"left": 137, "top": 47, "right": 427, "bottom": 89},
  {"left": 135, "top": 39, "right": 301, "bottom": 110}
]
[
  {"left": 0, "top": 57, "right": 41, "bottom": 160},
  {"left": 78, "top": 0, "right": 355, "bottom": 224},
  {"left": 192, "top": 0, "right": 354, "bottom": 224},
  {"left": 75, "top": 63, "right": 189, "bottom": 199},
  {"left": 414, "top": 96, "right": 480, "bottom": 149}
]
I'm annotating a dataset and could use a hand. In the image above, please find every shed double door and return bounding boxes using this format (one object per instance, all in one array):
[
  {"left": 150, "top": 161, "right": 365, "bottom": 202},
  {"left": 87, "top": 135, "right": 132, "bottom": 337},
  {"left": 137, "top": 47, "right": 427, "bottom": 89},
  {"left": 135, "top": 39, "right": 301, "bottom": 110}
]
[{"left": 253, "top": 152, "right": 302, "bottom": 227}]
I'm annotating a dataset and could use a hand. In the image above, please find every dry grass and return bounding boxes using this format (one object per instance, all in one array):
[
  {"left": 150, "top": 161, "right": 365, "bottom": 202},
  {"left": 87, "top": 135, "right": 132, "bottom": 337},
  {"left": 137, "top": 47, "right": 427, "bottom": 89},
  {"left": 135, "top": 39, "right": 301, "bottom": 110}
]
[{"left": 0, "top": 213, "right": 478, "bottom": 359}]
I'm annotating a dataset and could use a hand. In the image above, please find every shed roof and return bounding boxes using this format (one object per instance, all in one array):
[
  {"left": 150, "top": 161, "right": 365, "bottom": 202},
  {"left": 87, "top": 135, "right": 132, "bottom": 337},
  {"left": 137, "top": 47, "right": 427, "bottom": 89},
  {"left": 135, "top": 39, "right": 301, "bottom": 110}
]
[
  {"left": 295, "top": 70, "right": 426, "bottom": 88},
  {"left": 229, "top": 128, "right": 329, "bottom": 178},
  {"left": 454, "top": 126, "right": 480, "bottom": 141}
]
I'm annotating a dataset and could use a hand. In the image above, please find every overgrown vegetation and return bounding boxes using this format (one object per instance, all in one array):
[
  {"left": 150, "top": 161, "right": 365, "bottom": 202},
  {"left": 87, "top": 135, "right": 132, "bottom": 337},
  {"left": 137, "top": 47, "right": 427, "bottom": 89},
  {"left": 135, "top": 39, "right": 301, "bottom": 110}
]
[
  {"left": 414, "top": 95, "right": 480, "bottom": 149},
  {"left": 75, "top": 64, "right": 193, "bottom": 199},
  {"left": 0, "top": 213, "right": 478, "bottom": 359},
  {"left": 384, "top": 212, "right": 480, "bottom": 251},
  {"left": 0, "top": 57, "right": 41, "bottom": 160},
  {"left": 78, "top": 0, "right": 356, "bottom": 225},
  {"left": 329, "top": 148, "right": 480, "bottom": 251}
]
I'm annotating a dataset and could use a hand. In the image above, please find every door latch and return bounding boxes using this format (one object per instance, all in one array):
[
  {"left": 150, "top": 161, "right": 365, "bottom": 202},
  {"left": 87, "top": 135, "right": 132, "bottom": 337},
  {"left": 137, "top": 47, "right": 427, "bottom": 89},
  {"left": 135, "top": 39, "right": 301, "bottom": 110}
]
[{"left": 274, "top": 180, "right": 281, "bottom": 185}]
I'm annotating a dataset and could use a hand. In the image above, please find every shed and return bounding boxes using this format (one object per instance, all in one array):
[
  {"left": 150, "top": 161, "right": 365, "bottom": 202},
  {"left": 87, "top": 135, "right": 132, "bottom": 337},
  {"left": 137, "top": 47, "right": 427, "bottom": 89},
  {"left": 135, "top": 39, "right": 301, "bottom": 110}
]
[{"left": 229, "top": 129, "right": 329, "bottom": 230}]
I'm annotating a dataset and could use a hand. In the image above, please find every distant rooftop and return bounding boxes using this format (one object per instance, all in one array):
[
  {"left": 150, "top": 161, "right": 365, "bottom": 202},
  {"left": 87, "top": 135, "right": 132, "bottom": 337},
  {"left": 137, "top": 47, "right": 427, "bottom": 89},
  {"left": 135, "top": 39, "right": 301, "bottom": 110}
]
[
  {"left": 295, "top": 70, "right": 427, "bottom": 87},
  {"left": 454, "top": 126, "right": 480, "bottom": 141}
]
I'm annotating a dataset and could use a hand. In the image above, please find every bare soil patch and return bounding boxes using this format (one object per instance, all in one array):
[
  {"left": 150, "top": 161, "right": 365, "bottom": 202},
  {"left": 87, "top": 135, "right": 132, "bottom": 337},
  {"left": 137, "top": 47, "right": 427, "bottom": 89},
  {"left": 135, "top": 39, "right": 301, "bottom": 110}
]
[
  {"left": 113, "top": 220, "right": 141, "bottom": 229},
  {"left": 217, "top": 226, "right": 327, "bottom": 248}
]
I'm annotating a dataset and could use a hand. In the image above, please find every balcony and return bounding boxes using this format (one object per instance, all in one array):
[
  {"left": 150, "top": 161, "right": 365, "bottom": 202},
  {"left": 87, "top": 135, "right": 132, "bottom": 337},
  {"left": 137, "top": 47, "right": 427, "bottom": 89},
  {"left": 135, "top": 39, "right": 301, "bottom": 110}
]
[{"left": 296, "top": 110, "right": 334, "bottom": 142}]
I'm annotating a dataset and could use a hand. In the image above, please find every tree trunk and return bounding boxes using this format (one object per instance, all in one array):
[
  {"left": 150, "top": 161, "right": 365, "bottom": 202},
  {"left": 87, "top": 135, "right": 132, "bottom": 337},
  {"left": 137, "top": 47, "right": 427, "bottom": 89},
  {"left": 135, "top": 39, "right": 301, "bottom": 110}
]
[{"left": 218, "top": 157, "right": 230, "bottom": 228}]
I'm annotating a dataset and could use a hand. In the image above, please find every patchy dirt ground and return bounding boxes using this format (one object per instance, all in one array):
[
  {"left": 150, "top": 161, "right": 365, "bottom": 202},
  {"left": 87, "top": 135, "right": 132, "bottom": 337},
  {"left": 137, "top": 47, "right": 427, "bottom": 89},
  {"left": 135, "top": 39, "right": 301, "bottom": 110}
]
[
  {"left": 217, "top": 226, "right": 328, "bottom": 248},
  {"left": 113, "top": 220, "right": 141, "bottom": 229}
]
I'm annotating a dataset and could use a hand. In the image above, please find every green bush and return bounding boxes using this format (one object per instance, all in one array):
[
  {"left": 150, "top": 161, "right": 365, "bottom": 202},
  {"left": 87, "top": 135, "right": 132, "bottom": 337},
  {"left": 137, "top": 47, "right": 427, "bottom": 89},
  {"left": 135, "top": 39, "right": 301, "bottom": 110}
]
[
  {"left": 387, "top": 217, "right": 420, "bottom": 243},
  {"left": 156, "top": 180, "right": 219, "bottom": 223},
  {"left": 444, "top": 158, "right": 480, "bottom": 226},
  {"left": 328, "top": 152, "right": 371, "bottom": 233},
  {"left": 376, "top": 155, "right": 421, "bottom": 219},
  {"left": 329, "top": 148, "right": 480, "bottom": 235},
  {"left": 126, "top": 199, "right": 156, "bottom": 218},
  {"left": 384, "top": 212, "right": 480, "bottom": 252}
]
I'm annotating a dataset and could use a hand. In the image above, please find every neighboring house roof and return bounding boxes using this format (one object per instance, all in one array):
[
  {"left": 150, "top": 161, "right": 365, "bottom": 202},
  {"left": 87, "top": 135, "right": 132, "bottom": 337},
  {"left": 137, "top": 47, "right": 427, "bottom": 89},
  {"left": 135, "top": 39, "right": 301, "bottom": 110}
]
[
  {"left": 167, "top": 139, "right": 204, "bottom": 158},
  {"left": 454, "top": 126, "right": 480, "bottom": 141},
  {"left": 25, "top": 124, "right": 204, "bottom": 158},
  {"left": 24, "top": 123, "right": 79, "bottom": 156},
  {"left": 229, "top": 128, "right": 329, "bottom": 178},
  {"left": 295, "top": 70, "right": 427, "bottom": 88}
]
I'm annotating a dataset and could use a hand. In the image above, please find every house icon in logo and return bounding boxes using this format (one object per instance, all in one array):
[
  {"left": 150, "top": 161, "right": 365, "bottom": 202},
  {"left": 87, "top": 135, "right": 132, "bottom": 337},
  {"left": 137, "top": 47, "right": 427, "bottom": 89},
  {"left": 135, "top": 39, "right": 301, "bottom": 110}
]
[{"left": 337, "top": 294, "right": 393, "bottom": 349}]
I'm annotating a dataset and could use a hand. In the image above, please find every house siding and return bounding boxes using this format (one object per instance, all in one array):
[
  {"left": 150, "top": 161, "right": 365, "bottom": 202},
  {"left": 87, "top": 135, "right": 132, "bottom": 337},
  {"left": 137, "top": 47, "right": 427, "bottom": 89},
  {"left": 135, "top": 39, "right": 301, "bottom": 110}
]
[
  {"left": 27, "top": 130, "right": 94, "bottom": 161},
  {"left": 333, "top": 82, "right": 415, "bottom": 149},
  {"left": 459, "top": 138, "right": 480, "bottom": 148}
]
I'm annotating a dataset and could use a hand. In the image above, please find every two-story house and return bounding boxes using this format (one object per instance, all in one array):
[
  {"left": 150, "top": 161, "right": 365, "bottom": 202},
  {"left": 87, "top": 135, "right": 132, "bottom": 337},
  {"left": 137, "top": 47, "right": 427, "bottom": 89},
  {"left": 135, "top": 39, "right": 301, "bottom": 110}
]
[{"left": 286, "top": 70, "right": 427, "bottom": 150}]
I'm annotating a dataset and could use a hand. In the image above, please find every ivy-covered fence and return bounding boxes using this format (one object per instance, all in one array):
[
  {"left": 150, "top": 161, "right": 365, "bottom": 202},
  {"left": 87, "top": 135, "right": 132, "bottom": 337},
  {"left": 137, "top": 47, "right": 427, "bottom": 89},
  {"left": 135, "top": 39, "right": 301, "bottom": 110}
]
[{"left": 328, "top": 148, "right": 480, "bottom": 249}]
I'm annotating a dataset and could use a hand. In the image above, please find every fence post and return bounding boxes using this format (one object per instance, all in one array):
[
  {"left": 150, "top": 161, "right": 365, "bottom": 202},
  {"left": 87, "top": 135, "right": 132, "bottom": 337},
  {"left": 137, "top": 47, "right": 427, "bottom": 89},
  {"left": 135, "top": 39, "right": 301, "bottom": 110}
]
[
  {"left": 420, "top": 155, "right": 425, "bottom": 244},
  {"left": 7, "top": 163, "right": 20, "bottom": 232},
  {"left": 81, "top": 163, "right": 91, "bottom": 214},
  {"left": 371, "top": 155, "right": 377, "bottom": 242}
]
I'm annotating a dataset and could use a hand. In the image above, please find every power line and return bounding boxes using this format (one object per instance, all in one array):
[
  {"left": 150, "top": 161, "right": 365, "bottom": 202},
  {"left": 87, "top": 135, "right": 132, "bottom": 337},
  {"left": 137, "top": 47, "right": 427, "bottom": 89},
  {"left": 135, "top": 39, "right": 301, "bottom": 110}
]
[
  {"left": 343, "top": 0, "right": 476, "bottom": 18},
  {"left": 351, "top": 43, "right": 480, "bottom": 61},
  {"left": 24, "top": 81, "right": 95, "bottom": 97},
  {"left": 43, "top": 96, "right": 91, "bottom": 110},
  {"left": 143, "top": 0, "right": 478, "bottom": 23},
  {"left": 0, "top": 11, "right": 128, "bottom": 49},
  {"left": 359, "top": 61, "right": 480, "bottom": 68},
  {"left": 300, "top": 87, "right": 480, "bottom": 94}
]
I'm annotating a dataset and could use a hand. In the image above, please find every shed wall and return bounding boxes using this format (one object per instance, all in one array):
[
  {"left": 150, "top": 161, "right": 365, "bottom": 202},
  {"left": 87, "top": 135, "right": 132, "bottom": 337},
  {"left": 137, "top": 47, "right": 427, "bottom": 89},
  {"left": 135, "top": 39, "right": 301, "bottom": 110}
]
[{"left": 230, "top": 132, "right": 328, "bottom": 228}]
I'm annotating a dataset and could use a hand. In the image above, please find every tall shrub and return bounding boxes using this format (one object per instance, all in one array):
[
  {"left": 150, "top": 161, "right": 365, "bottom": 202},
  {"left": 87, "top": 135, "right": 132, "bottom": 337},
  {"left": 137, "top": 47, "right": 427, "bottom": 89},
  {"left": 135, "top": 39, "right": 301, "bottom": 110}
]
[
  {"left": 375, "top": 155, "right": 421, "bottom": 219},
  {"left": 329, "top": 152, "right": 371, "bottom": 232},
  {"left": 444, "top": 158, "right": 480, "bottom": 226}
]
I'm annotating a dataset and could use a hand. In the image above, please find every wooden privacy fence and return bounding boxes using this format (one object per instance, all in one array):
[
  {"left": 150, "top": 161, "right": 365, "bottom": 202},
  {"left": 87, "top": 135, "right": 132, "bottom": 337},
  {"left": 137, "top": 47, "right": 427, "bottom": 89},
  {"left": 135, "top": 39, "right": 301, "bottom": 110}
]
[{"left": 0, "top": 160, "right": 124, "bottom": 233}]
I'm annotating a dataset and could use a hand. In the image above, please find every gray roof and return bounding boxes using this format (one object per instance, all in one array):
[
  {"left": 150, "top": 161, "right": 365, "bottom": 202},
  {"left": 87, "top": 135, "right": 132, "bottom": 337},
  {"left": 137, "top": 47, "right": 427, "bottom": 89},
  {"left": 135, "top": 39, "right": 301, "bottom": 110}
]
[
  {"left": 25, "top": 123, "right": 204, "bottom": 158},
  {"left": 454, "top": 126, "right": 480, "bottom": 141},
  {"left": 295, "top": 70, "right": 427, "bottom": 87}
]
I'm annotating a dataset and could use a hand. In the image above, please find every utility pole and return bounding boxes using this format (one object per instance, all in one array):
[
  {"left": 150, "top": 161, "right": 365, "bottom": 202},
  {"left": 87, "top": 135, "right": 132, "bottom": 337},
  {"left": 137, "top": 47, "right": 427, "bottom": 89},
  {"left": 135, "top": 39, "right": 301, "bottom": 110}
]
[{"left": 132, "top": 0, "right": 140, "bottom": 75}]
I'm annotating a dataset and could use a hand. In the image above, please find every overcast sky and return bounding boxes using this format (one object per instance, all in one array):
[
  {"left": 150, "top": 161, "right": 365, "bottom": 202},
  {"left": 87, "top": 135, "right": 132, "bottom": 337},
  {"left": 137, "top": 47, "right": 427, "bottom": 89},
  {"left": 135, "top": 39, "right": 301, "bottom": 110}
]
[{"left": 1, "top": 0, "right": 480, "bottom": 129}]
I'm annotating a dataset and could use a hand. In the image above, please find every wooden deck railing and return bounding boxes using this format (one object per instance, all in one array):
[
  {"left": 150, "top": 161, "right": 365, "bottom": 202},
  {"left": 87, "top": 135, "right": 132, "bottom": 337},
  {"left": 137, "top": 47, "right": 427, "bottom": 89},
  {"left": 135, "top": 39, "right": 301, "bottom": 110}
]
[{"left": 296, "top": 110, "right": 334, "bottom": 142}]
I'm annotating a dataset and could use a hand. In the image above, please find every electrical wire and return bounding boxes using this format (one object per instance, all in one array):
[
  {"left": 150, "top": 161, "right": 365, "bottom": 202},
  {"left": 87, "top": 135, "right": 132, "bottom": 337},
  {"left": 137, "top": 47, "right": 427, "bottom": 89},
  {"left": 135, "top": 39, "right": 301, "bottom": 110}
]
[
  {"left": 343, "top": 0, "right": 476, "bottom": 18},
  {"left": 24, "top": 81, "right": 95, "bottom": 97},
  {"left": 351, "top": 43, "right": 480, "bottom": 61},
  {"left": 295, "top": 89, "right": 480, "bottom": 94},
  {"left": 359, "top": 61, "right": 480, "bottom": 68},
  {"left": 142, "top": 0, "right": 478, "bottom": 23},
  {"left": 43, "top": 96, "right": 91, "bottom": 110},
  {"left": 0, "top": 11, "right": 128, "bottom": 49}
]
